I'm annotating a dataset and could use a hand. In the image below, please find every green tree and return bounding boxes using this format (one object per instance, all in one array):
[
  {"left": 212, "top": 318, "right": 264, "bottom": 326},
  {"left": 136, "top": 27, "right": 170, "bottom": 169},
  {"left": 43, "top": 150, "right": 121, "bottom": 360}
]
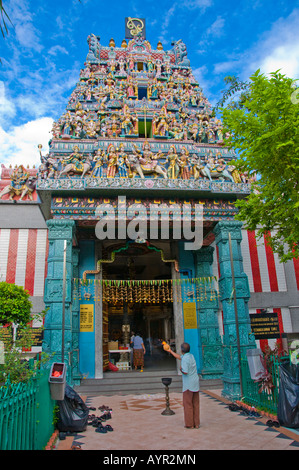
[
  {"left": 0, "top": 1, "right": 12, "bottom": 38},
  {"left": 219, "top": 70, "right": 299, "bottom": 262},
  {"left": 0, "top": 282, "right": 32, "bottom": 325}
]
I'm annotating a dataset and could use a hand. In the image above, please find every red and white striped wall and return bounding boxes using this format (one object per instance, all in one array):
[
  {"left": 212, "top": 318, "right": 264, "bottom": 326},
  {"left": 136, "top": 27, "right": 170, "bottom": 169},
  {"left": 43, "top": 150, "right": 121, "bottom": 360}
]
[
  {"left": 0, "top": 228, "right": 48, "bottom": 296},
  {"left": 212, "top": 230, "right": 297, "bottom": 351},
  {"left": 240, "top": 230, "right": 287, "bottom": 293},
  {"left": 0, "top": 228, "right": 49, "bottom": 353}
]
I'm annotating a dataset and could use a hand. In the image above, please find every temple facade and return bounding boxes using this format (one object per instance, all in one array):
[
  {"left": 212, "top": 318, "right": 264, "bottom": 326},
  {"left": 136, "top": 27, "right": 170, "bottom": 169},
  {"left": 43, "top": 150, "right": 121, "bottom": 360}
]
[{"left": 1, "top": 23, "right": 298, "bottom": 399}]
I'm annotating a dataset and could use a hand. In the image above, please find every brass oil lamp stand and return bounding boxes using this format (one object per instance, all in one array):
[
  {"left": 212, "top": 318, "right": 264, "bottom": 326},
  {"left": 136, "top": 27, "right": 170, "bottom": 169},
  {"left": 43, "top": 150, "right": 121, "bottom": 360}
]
[{"left": 161, "top": 377, "right": 175, "bottom": 415}]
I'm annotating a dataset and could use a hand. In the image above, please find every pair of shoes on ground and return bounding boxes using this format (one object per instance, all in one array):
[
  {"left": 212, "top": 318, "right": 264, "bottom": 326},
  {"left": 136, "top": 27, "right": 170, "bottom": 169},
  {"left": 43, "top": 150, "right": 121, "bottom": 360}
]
[
  {"left": 184, "top": 425, "right": 200, "bottom": 429},
  {"left": 228, "top": 403, "right": 241, "bottom": 412},
  {"left": 95, "top": 423, "right": 113, "bottom": 433},
  {"left": 88, "top": 411, "right": 112, "bottom": 426},
  {"left": 266, "top": 419, "right": 280, "bottom": 428},
  {"left": 59, "top": 431, "right": 77, "bottom": 439},
  {"left": 98, "top": 405, "right": 112, "bottom": 412},
  {"left": 228, "top": 403, "right": 261, "bottom": 418},
  {"left": 100, "top": 411, "right": 112, "bottom": 421}
]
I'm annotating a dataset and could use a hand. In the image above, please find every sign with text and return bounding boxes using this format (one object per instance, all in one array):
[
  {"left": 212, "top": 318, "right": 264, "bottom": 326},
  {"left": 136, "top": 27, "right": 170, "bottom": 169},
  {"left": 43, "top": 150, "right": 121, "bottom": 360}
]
[
  {"left": 250, "top": 312, "right": 280, "bottom": 339},
  {"left": 16, "top": 327, "right": 44, "bottom": 347},
  {"left": 80, "top": 304, "right": 94, "bottom": 332},
  {"left": 0, "top": 327, "right": 13, "bottom": 349},
  {"left": 183, "top": 302, "right": 197, "bottom": 329}
]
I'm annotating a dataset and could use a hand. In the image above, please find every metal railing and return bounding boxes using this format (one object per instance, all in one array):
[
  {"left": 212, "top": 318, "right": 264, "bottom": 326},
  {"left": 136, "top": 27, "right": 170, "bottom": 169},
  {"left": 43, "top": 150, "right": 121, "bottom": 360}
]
[
  {"left": 0, "top": 366, "right": 56, "bottom": 450},
  {"left": 240, "top": 354, "right": 289, "bottom": 414}
]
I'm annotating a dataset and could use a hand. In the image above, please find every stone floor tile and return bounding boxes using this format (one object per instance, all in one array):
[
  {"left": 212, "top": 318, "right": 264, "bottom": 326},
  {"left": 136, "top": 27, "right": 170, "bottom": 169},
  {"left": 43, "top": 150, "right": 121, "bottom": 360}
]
[{"left": 56, "top": 390, "right": 299, "bottom": 451}]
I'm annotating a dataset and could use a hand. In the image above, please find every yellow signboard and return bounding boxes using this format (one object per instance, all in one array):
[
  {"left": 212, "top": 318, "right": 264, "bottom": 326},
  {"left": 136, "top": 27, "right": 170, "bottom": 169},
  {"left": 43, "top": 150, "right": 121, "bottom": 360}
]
[
  {"left": 183, "top": 302, "right": 197, "bottom": 329},
  {"left": 80, "top": 304, "right": 94, "bottom": 332}
]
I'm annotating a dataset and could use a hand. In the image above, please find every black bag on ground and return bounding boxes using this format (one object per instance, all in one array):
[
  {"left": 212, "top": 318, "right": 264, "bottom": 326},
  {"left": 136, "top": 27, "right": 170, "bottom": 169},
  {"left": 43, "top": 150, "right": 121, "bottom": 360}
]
[
  {"left": 57, "top": 384, "right": 89, "bottom": 432},
  {"left": 277, "top": 362, "right": 299, "bottom": 429}
]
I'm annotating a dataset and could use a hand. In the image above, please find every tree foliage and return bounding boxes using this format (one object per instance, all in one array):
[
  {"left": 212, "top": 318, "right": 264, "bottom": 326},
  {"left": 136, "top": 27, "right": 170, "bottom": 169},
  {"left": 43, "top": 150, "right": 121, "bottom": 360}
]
[
  {"left": 0, "top": 282, "right": 32, "bottom": 325},
  {"left": 219, "top": 70, "right": 299, "bottom": 262},
  {"left": 0, "top": 1, "right": 12, "bottom": 38}
]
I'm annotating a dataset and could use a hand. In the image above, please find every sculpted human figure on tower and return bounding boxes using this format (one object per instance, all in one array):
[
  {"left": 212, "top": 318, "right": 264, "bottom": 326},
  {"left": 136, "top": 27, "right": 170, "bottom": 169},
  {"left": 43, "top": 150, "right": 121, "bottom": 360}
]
[{"left": 37, "top": 30, "right": 248, "bottom": 187}]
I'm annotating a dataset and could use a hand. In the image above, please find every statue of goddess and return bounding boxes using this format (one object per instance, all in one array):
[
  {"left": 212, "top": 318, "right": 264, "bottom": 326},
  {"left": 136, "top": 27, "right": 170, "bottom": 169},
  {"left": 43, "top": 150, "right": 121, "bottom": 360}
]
[{"left": 106, "top": 144, "right": 119, "bottom": 178}]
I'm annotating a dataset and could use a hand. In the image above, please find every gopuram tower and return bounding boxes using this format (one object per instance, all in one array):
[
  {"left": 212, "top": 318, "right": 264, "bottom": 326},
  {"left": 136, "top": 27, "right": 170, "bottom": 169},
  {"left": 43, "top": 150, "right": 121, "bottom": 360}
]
[{"left": 37, "top": 19, "right": 255, "bottom": 399}]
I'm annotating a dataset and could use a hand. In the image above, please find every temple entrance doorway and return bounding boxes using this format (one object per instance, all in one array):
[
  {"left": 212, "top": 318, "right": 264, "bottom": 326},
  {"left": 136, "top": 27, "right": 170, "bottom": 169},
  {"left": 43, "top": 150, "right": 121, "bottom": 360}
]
[{"left": 102, "top": 240, "right": 177, "bottom": 371}]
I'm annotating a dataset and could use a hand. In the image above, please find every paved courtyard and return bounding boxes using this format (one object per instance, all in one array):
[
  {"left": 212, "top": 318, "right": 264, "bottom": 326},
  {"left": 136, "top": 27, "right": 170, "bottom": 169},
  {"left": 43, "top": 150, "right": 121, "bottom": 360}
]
[{"left": 56, "top": 389, "right": 299, "bottom": 451}]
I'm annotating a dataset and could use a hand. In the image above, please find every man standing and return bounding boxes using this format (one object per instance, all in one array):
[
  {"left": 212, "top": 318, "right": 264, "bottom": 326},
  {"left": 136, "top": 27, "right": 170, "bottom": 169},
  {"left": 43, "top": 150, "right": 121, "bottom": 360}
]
[{"left": 167, "top": 342, "right": 200, "bottom": 428}]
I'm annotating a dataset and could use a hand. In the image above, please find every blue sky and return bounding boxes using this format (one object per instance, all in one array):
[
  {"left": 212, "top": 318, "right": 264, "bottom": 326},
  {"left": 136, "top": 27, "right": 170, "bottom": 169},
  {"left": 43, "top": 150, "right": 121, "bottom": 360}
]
[{"left": 0, "top": 0, "right": 299, "bottom": 168}]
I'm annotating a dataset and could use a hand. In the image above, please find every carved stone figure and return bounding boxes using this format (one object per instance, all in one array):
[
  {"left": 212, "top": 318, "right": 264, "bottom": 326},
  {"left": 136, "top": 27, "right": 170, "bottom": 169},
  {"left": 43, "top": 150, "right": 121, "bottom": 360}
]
[
  {"left": 86, "top": 34, "right": 101, "bottom": 62},
  {"left": 166, "top": 146, "right": 179, "bottom": 179},
  {"left": 91, "top": 149, "right": 105, "bottom": 177},
  {"left": 201, "top": 153, "right": 235, "bottom": 182},
  {"left": 178, "top": 146, "right": 190, "bottom": 179},
  {"left": 59, "top": 146, "right": 93, "bottom": 178},
  {"left": 106, "top": 144, "right": 119, "bottom": 178},
  {"left": 0, "top": 165, "right": 36, "bottom": 201},
  {"left": 172, "top": 39, "right": 190, "bottom": 67},
  {"left": 117, "top": 143, "right": 129, "bottom": 177},
  {"left": 133, "top": 141, "right": 167, "bottom": 179}
]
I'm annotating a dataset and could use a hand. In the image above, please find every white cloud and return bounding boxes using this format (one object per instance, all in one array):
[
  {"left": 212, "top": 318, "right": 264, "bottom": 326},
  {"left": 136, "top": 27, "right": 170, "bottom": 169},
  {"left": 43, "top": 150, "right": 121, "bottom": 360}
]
[
  {"left": 258, "top": 43, "right": 299, "bottom": 79},
  {"left": 7, "top": 0, "right": 43, "bottom": 52},
  {"left": 0, "top": 82, "right": 16, "bottom": 124},
  {"left": 243, "top": 8, "right": 299, "bottom": 80},
  {"left": 182, "top": 0, "right": 213, "bottom": 11},
  {"left": 0, "top": 117, "right": 53, "bottom": 169},
  {"left": 159, "top": 4, "right": 177, "bottom": 44},
  {"left": 212, "top": 8, "right": 299, "bottom": 83},
  {"left": 48, "top": 45, "right": 69, "bottom": 56},
  {"left": 197, "top": 14, "right": 225, "bottom": 52},
  {"left": 206, "top": 16, "right": 225, "bottom": 38}
]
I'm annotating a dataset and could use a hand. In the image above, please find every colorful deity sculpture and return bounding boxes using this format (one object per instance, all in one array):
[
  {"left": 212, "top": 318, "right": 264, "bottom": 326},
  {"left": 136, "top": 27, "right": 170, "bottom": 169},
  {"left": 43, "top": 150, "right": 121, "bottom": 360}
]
[
  {"left": 166, "top": 146, "right": 179, "bottom": 179},
  {"left": 59, "top": 146, "right": 93, "bottom": 178},
  {"left": 0, "top": 165, "right": 37, "bottom": 201},
  {"left": 117, "top": 143, "right": 129, "bottom": 177},
  {"left": 38, "top": 33, "right": 245, "bottom": 186},
  {"left": 133, "top": 141, "right": 167, "bottom": 179},
  {"left": 91, "top": 149, "right": 105, "bottom": 177},
  {"left": 106, "top": 144, "right": 119, "bottom": 178},
  {"left": 178, "top": 146, "right": 190, "bottom": 179}
]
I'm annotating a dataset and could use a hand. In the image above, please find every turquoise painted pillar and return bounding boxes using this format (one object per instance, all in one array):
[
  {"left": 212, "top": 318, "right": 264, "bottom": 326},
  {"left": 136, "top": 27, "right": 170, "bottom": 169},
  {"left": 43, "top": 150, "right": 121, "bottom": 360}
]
[
  {"left": 43, "top": 219, "right": 76, "bottom": 384},
  {"left": 194, "top": 246, "right": 223, "bottom": 379},
  {"left": 214, "top": 221, "right": 255, "bottom": 400},
  {"left": 71, "top": 247, "right": 81, "bottom": 385},
  {"left": 178, "top": 241, "right": 201, "bottom": 370},
  {"left": 78, "top": 240, "right": 96, "bottom": 379}
]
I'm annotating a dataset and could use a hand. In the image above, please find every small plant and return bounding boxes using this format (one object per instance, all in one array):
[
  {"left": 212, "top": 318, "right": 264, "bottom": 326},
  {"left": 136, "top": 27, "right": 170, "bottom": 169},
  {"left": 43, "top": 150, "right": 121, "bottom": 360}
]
[
  {"left": 0, "top": 282, "right": 32, "bottom": 326},
  {"left": 0, "top": 308, "right": 50, "bottom": 384},
  {"left": 254, "top": 343, "right": 286, "bottom": 394},
  {"left": 52, "top": 405, "right": 60, "bottom": 427}
]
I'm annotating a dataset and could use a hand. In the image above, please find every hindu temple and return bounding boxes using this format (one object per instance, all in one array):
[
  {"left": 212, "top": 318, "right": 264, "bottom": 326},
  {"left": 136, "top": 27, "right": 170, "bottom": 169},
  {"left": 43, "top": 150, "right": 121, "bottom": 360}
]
[{"left": 1, "top": 18, "right": 298, "bottom": 400}]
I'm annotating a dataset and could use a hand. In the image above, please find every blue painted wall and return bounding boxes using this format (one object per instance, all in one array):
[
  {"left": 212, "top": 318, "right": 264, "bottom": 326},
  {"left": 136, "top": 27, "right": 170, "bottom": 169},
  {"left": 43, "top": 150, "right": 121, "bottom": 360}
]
[
  {"left": 178, "top": 241, "right": 202, "bottom": 371},
  {"left": 78, "top": 240, "right": 95, "bottom": 378}
]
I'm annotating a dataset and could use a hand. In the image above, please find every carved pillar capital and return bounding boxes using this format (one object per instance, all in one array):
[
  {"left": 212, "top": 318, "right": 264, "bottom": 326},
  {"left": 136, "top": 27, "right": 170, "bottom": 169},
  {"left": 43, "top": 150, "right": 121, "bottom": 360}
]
[{"left": 46, "top": 219, "right": 76, "bottom": 240}]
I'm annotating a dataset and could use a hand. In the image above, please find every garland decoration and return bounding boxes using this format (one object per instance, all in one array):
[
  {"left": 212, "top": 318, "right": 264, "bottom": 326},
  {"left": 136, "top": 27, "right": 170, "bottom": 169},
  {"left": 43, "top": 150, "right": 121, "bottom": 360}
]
[{"left": 73, "top": 277, "right": 218, "bottom": 304}]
